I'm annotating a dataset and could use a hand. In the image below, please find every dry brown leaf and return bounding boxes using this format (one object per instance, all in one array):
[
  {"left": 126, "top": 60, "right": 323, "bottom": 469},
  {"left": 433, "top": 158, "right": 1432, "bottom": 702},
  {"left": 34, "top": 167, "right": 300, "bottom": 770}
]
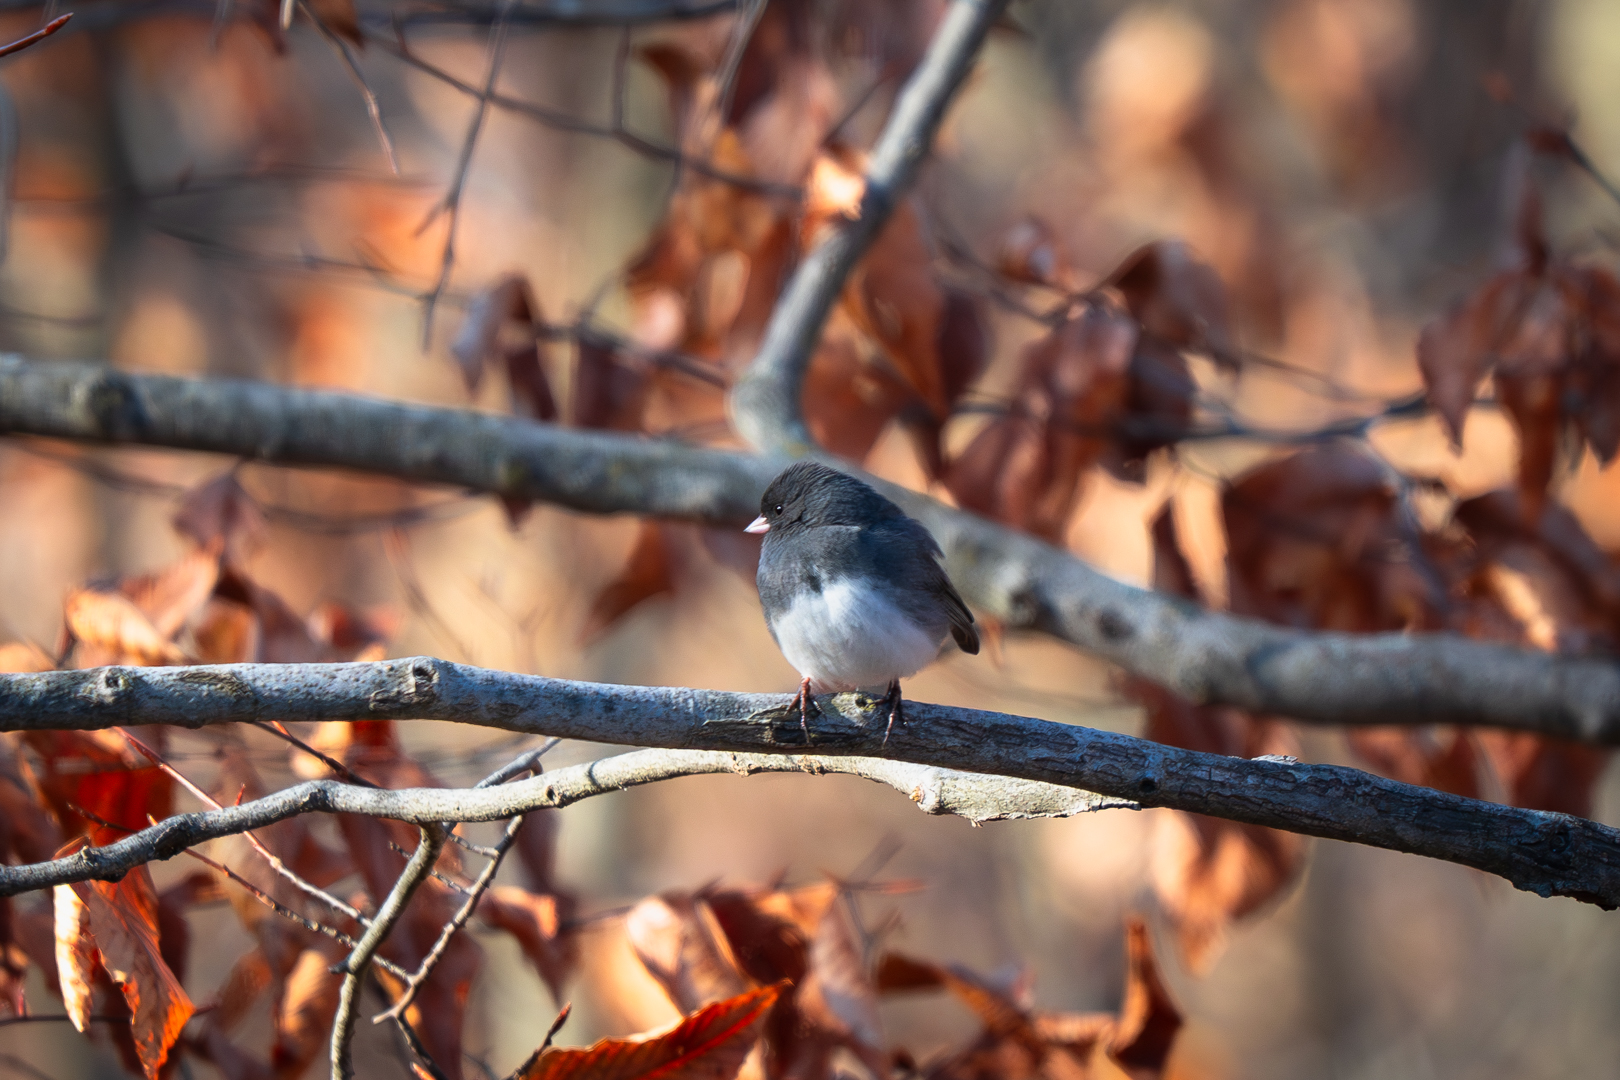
[
  {"left": 53, "top": 878, "right": 97, "bottom": 1031},
  {"left": 508, "top": 981, "right": 785, "bottom": 1080},
  {"left": 1223, "top": 446, "right": 1442, "bottom": 633},
  {"left": 800, "top": 329, "right": 917, "bottom": 463},
  {"left": 793, "top": 899, "right": 887, "bottom": 1076},
  {"left": 271, "top": 945, "right": 344, "bottom": 1079},
  {"left": 626, "top": 894, "right": 753, "bottom": 1014},
  {"left": 65, "top": 589, "right": 187, "bottom": 666},
  {"left": 480, "top": 885, "right": 578, "bottom": 1004},
  {"left": 997, "top": 217, "right": 1069, "bottom": 287},
  {"left": 946, "top": 303, "right": 1137, "bottom": 540},
  {"left": 173, "top": 472, "right": 267, "bottom": 564},
  {"left": 1107, "top": 917, "right": 1182, "bottom": 1077},
  {"left": 73, "top": 866, "right": 197, "bottom": 1076},
  {"left": 1474, "top": 730, "right": 1610, "bottom": 818},
  {"left": 1108, "top": 241, "right": 1235, "bottom": 362},
  {"left": 573, "top": 337, "right": 651, "bottom": 432},
  {"left": 582, "top": 522, "right": 677, "bottom": 644}
]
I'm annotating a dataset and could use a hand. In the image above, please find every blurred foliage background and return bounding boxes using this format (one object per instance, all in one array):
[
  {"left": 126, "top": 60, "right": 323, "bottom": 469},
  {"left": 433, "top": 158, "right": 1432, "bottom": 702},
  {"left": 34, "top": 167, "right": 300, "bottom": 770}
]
[{"left": 5, "top": 1, "right": 1620, "bottom": 1077}]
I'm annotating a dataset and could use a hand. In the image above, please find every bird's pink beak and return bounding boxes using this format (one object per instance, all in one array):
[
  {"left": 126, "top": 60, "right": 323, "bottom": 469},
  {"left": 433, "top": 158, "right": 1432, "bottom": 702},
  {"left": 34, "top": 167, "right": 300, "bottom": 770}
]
[{"left": 744, "top": 515, "right": 770, "bottom": 535}]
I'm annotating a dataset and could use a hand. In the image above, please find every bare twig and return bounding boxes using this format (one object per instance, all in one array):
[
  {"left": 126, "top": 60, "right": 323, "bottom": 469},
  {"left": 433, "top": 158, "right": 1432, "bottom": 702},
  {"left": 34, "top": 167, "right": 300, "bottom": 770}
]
[
  {"left": 0, "top": 13, "right": 71, "bottom": 61},
  {"left": 303, "top": 1, "right": 402, "bottom": 174},
  {"left": 112, "top": 725, "right": 373, "bottom": 928},
  {"left": 369, "top": 32, "right": 799, "bottom": 197},
  {"left": 4, "top": 667, "right": 1618, "bottom": 906},
  {"left": 419, "top": 0, "right": 516, "bottom": 343},
  {"left": 331, "top": 824, "right": 448, "bottom": 1080},
  {"left": 730, "top": 0, "right": 1012, "bottom": 451},
  {"left": 4, "top": 359, "right": 1618, "bottom": 742},
  {"left": 173, "top": 844, "right": 411, "bottom": 979},
  {"left": 375, "top": 814, "right": 525, "bottom": 1023}
]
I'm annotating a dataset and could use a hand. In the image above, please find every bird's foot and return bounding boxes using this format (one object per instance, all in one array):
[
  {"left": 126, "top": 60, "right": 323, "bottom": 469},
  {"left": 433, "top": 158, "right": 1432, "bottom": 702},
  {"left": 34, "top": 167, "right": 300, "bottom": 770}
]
[
  {"left": 881, "top": 680, "right": 904, "bottom": 747},
  {"left": 788, "top": 676, "right": 818, "bottom": 745}
]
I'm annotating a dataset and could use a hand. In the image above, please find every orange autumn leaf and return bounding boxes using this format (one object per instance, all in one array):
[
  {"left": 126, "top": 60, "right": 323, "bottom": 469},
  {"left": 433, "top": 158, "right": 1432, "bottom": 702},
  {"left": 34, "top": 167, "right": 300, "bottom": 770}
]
[
  {"left": 68, "top": 865, "right": 196, "bottom": 1076},
  {"left": 53, "top": 879, "right": 97, "bottom": 1031},
  {"left": 508, "top": 981, "right": 785, "bottom": 1080},
  {"left": 626, "top": 894, "right": 753, "bottom": 1014},
  {"left": 481, "top": 885, "right": 579, "bottom": 1004},
  {"left": 65, "top": 589, "right": 186, "bottom": 666},
  {"left": 876, "top": 916, "right": 1184, "bottom": 1080}
]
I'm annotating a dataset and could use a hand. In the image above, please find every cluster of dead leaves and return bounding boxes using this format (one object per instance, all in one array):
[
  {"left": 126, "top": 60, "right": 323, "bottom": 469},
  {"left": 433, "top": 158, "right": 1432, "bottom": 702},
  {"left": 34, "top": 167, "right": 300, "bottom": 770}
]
[
  {"left": 946, "top": 229, "right": 1234, "bottom": 543},
  {"left": 1417, "top": 141, "right": 1620, "bottom": 520},
  {"left": 505, "top": 881, "right": 1184, "bottom": 1080},
  {"left": 0, "top": 470, "right": 576, "bottom": 1080},
  {"left": 1130, "top": 435, "right": 1620, "bottom": 970}
]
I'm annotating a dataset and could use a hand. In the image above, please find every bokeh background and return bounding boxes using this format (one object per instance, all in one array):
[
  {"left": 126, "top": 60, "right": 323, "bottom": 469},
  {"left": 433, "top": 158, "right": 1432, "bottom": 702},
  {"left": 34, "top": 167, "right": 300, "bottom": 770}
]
[{"left": 6, "top": 0, "right": 1620, "bottom": 1077}]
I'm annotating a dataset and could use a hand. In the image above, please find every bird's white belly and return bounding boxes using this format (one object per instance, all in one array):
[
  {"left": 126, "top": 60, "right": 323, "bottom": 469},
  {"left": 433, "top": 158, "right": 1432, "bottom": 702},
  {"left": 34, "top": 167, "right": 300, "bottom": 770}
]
[{"left": 769, "top": 578, "right": 942, "bottom": 690}]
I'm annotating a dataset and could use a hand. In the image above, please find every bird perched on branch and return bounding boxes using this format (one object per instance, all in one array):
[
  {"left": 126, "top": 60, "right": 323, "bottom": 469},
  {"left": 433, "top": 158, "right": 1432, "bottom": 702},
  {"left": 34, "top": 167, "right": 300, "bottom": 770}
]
[{"left": 747, "top": 461, "right": 979, "bottom": 742}]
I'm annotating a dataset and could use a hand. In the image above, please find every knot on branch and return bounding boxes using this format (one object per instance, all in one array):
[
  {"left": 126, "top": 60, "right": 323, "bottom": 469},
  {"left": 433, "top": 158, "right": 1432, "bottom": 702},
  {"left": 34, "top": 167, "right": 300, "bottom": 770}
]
[
  {"left": 78, "top": 370, "right": 150, "bottom": 440},
  {"left": 365, "top": 657, "right": 443, "bottom": 714}
]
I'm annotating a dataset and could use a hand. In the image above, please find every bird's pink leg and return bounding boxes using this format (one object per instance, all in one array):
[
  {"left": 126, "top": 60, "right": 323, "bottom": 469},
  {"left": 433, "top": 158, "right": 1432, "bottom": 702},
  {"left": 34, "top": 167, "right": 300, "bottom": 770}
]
[
  {"left": 788, "top": 676, "right": 815, "bottom": 743},
  {"left": 881, "top": 679, "right": 904, "bottom": 746}
]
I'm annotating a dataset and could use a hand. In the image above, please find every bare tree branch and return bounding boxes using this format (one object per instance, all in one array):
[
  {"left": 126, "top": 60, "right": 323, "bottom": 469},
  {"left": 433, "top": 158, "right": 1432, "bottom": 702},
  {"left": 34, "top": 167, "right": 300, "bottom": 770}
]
[
  {"left": 1, "top": 660, "right": 1617, "bottom": 907},
  {"left": 3, "top": 357, "right": 1618, "bottom": 741},
  {"left": 730, "top": 0, "right": 1012, "bottom": 451},
  {"left": 331, "top": 824, "right": 447, "bottom": 1080}
]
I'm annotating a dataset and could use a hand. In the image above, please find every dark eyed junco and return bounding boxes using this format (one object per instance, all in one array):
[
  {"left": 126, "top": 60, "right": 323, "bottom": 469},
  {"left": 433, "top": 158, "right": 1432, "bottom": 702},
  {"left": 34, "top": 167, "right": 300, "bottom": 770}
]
[{"left": 746, "top": 461, "right": 979, "bottom": 741}]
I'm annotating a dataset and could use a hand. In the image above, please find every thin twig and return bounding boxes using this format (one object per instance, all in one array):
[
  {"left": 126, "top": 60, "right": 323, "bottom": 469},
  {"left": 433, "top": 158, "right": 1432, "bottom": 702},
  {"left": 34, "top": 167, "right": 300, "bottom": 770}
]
[
  {"left": 303, "top": 1, "right": 402, "bottom": 175},
  {"left": 0, "top": 13, "right": 71, "bottom": 61},
  {"left": 374, "top": 814, "right": 525, "bottom": 1023},
  {"left": 112, "top": 726, "right": 373, "bottom": 929},
  {"left": 172, "top": 845, "right": 410, "bottom": 979},
  {"left": 367, "top": 32, "right": 798, "bottom": 197},
  {"left": 331, "top": 824, "right": 448, "bottom": 1080},
  {"left": 731, "top": 0, "right": 1014, "bottom": 450},
  {"left": 419, "top": 0, "right": 517, "bottom": 343}
]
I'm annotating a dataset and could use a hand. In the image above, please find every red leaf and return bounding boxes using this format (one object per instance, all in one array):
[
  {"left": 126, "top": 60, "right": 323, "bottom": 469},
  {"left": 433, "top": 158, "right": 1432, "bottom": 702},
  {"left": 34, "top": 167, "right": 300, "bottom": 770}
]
[{"left": 508, "top": 981, "right": 785, "bottom": 1080}]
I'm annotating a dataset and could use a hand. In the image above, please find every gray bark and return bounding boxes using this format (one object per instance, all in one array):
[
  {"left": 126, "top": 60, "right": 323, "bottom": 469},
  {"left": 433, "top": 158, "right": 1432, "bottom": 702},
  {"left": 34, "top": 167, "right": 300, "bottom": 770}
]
[
  {"left": 1, "top": 658, "right": 1616, "bottom": 907},
  {"left": 4, "top": 357, "right": 1619, "bottom": 742}
]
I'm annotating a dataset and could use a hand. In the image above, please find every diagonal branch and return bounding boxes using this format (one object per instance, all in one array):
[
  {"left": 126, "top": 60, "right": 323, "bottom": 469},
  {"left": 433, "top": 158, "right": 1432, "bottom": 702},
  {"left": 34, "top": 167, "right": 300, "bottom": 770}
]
[
  {"left": 1, "top": 661, "right": 1618, "bottom": 907},
  {"left": 730, "top": 0, "right": 1012, "bottom": 451},
  {"left": 3, "top": 358, "right": 1619, "bottom": 742},
  {"left": 331, "top": 824, "right": 448, "bottom": 1080}
]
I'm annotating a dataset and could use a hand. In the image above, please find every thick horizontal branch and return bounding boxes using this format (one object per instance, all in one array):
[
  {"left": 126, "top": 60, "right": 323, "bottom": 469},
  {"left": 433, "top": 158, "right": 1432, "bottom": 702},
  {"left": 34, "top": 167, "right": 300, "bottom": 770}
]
[
  {"left": 730, "top": 0, "right": 1011, "bottom": 451},
  {"left": 3, "top": 357, "right": 1619, "bottom": 742},
  {"left": 1, "top": 658, "right": 1617, "bottom": 907}
]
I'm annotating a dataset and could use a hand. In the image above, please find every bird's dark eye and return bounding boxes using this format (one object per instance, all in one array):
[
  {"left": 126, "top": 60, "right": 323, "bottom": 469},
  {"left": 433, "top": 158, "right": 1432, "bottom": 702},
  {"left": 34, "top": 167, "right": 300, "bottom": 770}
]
[{"left": 773, "top": 503, "right": 783, "bottom": 515}]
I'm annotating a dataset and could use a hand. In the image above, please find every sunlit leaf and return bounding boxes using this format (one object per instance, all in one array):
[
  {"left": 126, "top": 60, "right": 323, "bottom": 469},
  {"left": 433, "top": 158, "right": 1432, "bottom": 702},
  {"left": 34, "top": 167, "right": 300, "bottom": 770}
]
[{"left": 508, "top": 981, "right": 784, "bottom": 1080}]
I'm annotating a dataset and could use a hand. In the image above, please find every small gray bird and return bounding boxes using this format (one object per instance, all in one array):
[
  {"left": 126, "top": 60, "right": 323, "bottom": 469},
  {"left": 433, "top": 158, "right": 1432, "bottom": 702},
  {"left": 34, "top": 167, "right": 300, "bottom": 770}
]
[{"left": 746, "top": 462, "right": 979, "bottom": 741}]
